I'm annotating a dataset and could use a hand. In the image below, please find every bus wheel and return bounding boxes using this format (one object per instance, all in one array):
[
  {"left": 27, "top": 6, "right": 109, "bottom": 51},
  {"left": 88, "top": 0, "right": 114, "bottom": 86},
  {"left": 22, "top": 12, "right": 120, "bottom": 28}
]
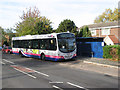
[
  {"left": 10, "top": 51, "right": 13, "bottom": 54},
  {"left": 41, "top": 54, "right": 45, "bottom": 60},
  {"left": 19, "top": 52, "right": 23, "bottom": 57},
  {"left": 8, "top": 51, "right": 10, "bottom": 54}
]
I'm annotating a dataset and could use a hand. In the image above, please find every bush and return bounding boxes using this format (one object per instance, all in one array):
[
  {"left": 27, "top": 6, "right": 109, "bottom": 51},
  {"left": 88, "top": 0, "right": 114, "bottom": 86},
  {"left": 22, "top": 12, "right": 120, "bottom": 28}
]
[
  {"left": 103, "top": 46, "right": 112, "bottom": 59},
  {"left": 103, "top": 45, "right": 120, "bottom": 60}
]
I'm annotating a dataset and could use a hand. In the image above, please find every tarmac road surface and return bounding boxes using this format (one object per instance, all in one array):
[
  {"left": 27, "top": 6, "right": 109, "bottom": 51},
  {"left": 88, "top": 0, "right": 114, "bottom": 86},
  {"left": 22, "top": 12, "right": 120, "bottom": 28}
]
[{"left": 1, "top": 52, "right": 119, "bottom": 89}]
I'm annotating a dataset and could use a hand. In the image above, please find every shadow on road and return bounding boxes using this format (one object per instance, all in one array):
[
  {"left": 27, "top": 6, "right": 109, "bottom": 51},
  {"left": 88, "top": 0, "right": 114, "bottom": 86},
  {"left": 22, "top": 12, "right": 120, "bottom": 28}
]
[{"left": 3, "top": 53, "right": 91, "bottom": 68}]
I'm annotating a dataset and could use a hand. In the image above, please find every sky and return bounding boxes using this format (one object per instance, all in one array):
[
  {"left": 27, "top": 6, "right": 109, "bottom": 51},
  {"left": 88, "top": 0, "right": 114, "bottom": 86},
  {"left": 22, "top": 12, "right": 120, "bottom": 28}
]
[{"left": 0, "top": 0, "right": 119, "bottom": 30}]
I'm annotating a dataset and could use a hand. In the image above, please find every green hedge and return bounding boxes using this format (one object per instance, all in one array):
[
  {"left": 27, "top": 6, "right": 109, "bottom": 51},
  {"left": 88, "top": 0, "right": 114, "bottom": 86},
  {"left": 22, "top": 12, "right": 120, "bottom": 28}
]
[{"left": 103, "top": 45, "right": 120, "bottom": 60}]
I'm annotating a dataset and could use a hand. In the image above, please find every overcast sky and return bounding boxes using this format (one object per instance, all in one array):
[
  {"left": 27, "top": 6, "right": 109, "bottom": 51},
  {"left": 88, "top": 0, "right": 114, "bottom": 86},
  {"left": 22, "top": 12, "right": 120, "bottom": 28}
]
[{"left": 0, "top": 0, "right": 119, "bottom": 29}]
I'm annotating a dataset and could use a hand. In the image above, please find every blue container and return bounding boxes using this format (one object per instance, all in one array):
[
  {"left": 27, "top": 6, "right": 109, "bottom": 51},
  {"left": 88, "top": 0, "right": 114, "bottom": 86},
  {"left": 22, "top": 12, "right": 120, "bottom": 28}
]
[{"left": 76, "top": 37, "right": 104, "bottom": 58}]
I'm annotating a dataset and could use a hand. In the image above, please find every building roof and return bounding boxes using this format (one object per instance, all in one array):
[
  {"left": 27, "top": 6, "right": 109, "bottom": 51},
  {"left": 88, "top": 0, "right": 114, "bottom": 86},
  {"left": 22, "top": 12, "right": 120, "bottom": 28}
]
[
  {"left": 108, "top": 35, "right": 119, "bottom": 44},
  {"left": 82, "top": 21, "right": 119, "bottom": 28}
]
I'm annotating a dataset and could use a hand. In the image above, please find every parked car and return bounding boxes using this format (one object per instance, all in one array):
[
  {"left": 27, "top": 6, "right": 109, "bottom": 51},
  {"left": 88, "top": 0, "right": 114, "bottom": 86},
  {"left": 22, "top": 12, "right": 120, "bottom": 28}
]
[{"left": 2, "top": 46, "right": 12, "bottom": 54}]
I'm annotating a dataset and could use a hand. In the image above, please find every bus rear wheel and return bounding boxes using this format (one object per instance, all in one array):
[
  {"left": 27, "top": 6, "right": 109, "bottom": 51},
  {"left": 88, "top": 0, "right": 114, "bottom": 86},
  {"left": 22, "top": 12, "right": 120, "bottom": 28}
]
[
  {"left": 19, "top": 51, "right": 23, "bottom": 57},
  {"left": 8, "top": 51, "right": 10, "bottom": 54},
  {"left": 41, "top": 54, "right": 45, "bottom": 60}
]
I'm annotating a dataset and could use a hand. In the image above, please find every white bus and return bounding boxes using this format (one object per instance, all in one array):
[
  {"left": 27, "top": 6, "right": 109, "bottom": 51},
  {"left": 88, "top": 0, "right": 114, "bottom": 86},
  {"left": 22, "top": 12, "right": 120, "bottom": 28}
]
[{"left": 12, "top": 32, "right": 76, "bottom": 61}]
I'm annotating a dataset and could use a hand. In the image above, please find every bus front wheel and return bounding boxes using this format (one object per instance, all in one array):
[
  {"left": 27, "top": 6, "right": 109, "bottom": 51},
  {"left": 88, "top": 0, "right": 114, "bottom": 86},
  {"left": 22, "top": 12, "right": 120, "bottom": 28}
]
[{"left": 41, "top": 54, "right": 45, "bottom": 60}]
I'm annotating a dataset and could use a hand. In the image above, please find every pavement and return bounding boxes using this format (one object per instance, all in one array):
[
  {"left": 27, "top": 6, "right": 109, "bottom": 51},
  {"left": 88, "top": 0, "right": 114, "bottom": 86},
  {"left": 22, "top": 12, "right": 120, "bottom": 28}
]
[
  {"left": 59, "top": 56, "right": 119, "bottom": 77},
  {"left": 83, "top": 57, "right": 119, "bottom": 67}
]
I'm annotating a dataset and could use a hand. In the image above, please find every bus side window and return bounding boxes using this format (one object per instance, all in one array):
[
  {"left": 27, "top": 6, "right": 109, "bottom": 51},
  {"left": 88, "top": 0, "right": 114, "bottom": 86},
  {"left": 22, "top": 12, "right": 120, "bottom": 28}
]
[
  {"left": 32, "top": 40, "right": 39, "bottom": 49},
  {"left": 22, "top": 41, "right": 25, "bottom": 48},
  {"left": 13, "top": 40, "right": 19, "bottom": 48},
  {"left": 39, "top": 39, "right": 57, "bottom": 50},
  {"left": 20, "top": 41, "right": 22, "bottom": 48},
  {"left": 18, "top": 41, "right": 21, "bottom": 48},
  {"left": 28, "top": 40, "right": 32, "bottom": 49},
  {"left": 39, "top": 39, "right": 42, "bottom": 49},
  {"left": 24, "top": 40, "right": 28, "bottom": 48},
  {"left": 40, "top": 40, "right": 46, "bottom": 50},
  {"left": 49, "top": 38, "right": 57, "bottom": 50},
  {"left": 19, "top": 40, "right": 23, "bottom": 48},
  {"left": 45, "top": 39, "right": 50, "bottom": 50}
]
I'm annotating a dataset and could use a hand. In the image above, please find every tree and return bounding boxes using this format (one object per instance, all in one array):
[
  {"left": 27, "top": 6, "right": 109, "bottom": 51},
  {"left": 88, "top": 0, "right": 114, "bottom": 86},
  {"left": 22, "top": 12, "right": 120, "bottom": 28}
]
[
  {"left": 4, "top": 28, "right": 14, "bottom": 33},
  {"left": 0, "top": 26, "right": 5, "bottom": 40},
  {"left": 5, "top": 28, "right": 16, "bottom": 46},
  {"left": 34, "top": 17, "right": 52, "bottom": 34},
  {"left": 78, "top": 26, "right": 91, "bottom": 37},
  {"left": 0, "top": 27, "right": 16, "bottom": 46},
  {"left": 56, "top": 19, "right": 78, "bottom": 36},
  {"left": 94, "top": 8, "right": 120, "bottom": 23},
  {"left": 0, "top": 26, "right": 7, "bottom": 46},
  {"left": 15, "top": 7, "right": 53, "bottom": 36}
]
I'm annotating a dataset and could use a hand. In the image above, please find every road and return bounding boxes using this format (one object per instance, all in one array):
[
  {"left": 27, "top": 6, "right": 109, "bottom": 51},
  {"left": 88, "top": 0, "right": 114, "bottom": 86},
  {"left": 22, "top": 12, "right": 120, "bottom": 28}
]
[{"left": 1, "top": 52, "right": 118, "bottom": 89}]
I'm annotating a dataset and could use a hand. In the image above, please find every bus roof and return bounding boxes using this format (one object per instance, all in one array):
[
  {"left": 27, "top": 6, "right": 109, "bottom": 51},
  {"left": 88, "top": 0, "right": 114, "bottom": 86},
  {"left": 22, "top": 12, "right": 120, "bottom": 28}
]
[{"left": 12, "top": 32, "right": 73, "bottom": 40}]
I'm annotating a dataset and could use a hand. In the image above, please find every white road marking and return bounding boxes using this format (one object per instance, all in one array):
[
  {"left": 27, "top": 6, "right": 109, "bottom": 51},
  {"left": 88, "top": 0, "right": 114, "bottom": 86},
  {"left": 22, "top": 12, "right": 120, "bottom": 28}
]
[
  {"left": 2, "top": 59, "right": 14, "bottom": 64},
  {"left": 25, "top": 67, "right": 49, "bottom": 77},
  {"left": 34, "top": 70, "right": 49, "bottom": 77},
  {"left": 53, "top": 85, "right": 63, "bottom": 90},
  {"left": 67, "top": 82, "right": 86, "bottom": 89},
  {"left": 0, "top": 61, "right": 5, "bottom": 65},
  {"left": 3, "top": 59, "right": 49, "bottom": 77},
  {"left": 49, "top": 81, "right": 63, "bottom": 84},
  {"left": 14, "top": 68, "right": 37, "bottom": 79}
]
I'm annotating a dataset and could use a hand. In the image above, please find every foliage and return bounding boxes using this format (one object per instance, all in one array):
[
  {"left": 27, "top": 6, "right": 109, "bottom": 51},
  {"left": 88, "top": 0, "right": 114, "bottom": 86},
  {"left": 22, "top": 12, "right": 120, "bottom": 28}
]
[
  {"left": 15, "top": 7, "right": 53, "bottom": 36},
  {"left": 56, "top": 19, "right": 78, "bottom": 36},
  {"left": 103, "top": 46, "right": 112, "bottom": 59},
  {"left": 34, "top": 17, "right": 53, "bottom": 34},
  {"left": 94, "top": 8, "right": 120, "bottom": 23},
  {"left": 3, "top": 41, "right": 9, "bottom": 46},
  {"left": 0, "top": 27, "right": 6, "bottom": 40},
  {"left": 4, "top": 28, "right": 14, "bottom": 33},
  {"left": 0, "top": 27, "right": 16, "bottom": 46},
  {"left": 0, "top": 26, "right": 7, "bottom": 46},
  {"left": 103, "top": 45, "right": 120, "bottom": 60},
  {"left": 5, "top": 28, "right": 16, "bottom": 46},
  {"left": 77, "top": 26, "right": 91, "bottom": 37}
]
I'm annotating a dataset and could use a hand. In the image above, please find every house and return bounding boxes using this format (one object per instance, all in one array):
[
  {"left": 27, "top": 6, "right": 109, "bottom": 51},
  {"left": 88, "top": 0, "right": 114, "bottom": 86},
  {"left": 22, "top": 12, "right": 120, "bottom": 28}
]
[
  {"left": 82, "top": 21, "right": 120, "bottom": 45},
  {"left": 104, "top": 35, "right": 120, "bottom": 45}
]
